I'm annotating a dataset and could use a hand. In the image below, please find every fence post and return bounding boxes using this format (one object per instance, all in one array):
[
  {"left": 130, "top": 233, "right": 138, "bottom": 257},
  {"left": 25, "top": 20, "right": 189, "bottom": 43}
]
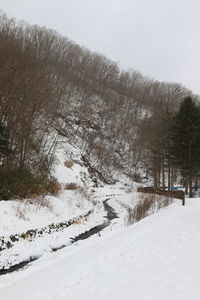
[{"left": 182, "top": 192, "right": 185, "bottom": 206}]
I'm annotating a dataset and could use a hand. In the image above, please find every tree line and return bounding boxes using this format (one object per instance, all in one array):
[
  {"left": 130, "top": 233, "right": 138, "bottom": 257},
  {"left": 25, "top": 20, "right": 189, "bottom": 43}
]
[{"left": 141, "top": 96, "right": 200, "bottom": 198}]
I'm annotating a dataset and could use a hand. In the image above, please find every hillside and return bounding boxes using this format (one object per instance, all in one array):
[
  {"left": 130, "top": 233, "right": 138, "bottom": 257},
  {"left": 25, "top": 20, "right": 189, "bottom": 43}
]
[{"left": 0, "top": 11, "right": 197, "bottom": 195}]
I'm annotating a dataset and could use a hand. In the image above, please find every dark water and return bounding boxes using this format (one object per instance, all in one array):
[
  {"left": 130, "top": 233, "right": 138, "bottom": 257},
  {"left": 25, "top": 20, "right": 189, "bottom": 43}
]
[
  {"left": 71, "top": 198, "right": 118, "bottom": 243},
  {"left": 103, "top": 198, "right": 118, "bottom": 221},
  {"left": 0, "top": 256, "right": 39, "bottom": 275},
  {"left": 0, "top": 198, "right": 118, "bottom": 275}
]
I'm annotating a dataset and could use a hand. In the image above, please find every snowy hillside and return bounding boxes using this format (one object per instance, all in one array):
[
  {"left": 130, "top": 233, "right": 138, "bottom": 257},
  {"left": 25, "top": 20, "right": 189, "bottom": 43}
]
[
  {"left": 0, "top": 198, "right": 199, "bottom": 299},
  {"left": 0, "top": 139, "right": 140, "bottom": 270},
  {"left": 0, "top": 140, "right": 97, "bottom": 237}
]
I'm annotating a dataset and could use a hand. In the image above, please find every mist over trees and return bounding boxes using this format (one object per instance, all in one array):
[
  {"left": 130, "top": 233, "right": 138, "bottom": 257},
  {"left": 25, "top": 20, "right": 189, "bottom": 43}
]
[{"left": 0, "top": 11, "right": 199, "bottom": 199}]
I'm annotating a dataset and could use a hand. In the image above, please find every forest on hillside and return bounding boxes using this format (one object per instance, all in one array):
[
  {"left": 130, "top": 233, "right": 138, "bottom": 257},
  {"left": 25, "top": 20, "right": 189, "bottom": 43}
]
[{"left": 0, "top": 11, "right": 200, "bottom": 200}]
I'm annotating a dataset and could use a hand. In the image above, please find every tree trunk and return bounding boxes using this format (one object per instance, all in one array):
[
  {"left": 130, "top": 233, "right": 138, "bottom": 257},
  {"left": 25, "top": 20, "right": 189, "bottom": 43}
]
[
  {"left": 167, "top": 161, "right": 171, "bottom": 191},
  {"left": 189, "top": 175, "right": 193, "bottom": 198},
  {"left": 195, "top": 176, "right": 198, "bottom": 191},
  {"left": 188, "top": 142, "right": 193, "bottom": 198},
  {"left": 185, "top": 177, "right": 188, "bottom": 195},
  {"left": 162, "top": 159, "right": 165, "bottom": 190}
]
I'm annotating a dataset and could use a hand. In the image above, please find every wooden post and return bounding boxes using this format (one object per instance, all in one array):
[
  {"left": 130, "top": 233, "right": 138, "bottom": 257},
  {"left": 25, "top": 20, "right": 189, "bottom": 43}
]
[{"left": 182, "top": 192, "right": 185, "bottom": 206}]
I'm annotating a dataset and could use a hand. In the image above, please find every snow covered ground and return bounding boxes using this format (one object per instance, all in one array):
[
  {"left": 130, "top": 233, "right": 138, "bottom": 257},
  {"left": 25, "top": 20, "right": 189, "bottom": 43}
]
[
  {"left": 0, "top": 139, "right": 140, "bottom": 235},
  {"left": 2, "top": 139, "right": 197, "bottom": 299},
  {"left": 0, "top": 140, "right": 96, "bottom": 237},
  {"left": 0, "top": 191, "right": 93, "bottom": 237},
  {"left": 0, "top": 198, "right": 199, "bottom": 299},
  {"left": 0, "top": 139, "right": 138, "bottom": 238},
  {"left": 0, "top": 139, "right": 138, "bottom": 270},
  {"left": 0, "top": 184, "right": 136, "bottom": 270}
]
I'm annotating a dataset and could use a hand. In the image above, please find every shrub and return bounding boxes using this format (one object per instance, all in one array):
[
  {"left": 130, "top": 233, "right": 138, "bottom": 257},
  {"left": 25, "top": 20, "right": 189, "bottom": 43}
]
[
  {"left": 64, "top": 161, "right": 73, "bottom": 168},
  {"left": 65, "top": 183, "right": 79, "bottom": 190},
  {"left": 122, "top": 193, "right": 173, "bottom": 225},
  {"left": 45, "top": 179, "right": 61, "bottom": 196},
  {"left": 0, "top": 167, "right": 60, "bottom": 200}
]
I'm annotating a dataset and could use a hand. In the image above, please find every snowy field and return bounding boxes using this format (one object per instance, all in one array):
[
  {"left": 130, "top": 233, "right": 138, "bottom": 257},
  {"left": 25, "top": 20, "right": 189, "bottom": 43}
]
[{"left": 0, "top": 198, "right": 199, "bottom": 299}]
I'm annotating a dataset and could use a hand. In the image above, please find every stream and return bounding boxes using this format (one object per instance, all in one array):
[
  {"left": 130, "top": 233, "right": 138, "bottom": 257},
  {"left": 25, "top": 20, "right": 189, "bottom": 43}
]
[
  {"left": 71, "top": 198, "right": 118, "bottom": 243},
  {"left": 0, "top": 198, "right": 118, "bottom": 275}
]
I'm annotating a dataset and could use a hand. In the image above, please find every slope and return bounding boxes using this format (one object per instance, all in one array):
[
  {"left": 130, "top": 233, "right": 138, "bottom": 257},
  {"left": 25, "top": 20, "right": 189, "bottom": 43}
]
[{"left": 0, "top": 198, "right": 199, "bottom": 300}]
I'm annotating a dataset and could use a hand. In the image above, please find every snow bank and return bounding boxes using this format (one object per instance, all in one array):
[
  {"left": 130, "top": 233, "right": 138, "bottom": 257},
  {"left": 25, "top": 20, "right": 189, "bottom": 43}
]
[
  {"left": 0, "top": 192, "right": 92, "bottom": 237},
  {"left": 0, "top": 198, "right": 199, "bottom": 299},
  {"left": 0, "top": 140, "right": 97, "bottom": 237}
]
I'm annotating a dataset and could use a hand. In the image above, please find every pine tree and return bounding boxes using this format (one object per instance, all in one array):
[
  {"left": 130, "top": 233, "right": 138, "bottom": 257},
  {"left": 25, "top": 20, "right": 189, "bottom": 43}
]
[{"left": 170, "top": 97, "right": 200, "bottom": 197}]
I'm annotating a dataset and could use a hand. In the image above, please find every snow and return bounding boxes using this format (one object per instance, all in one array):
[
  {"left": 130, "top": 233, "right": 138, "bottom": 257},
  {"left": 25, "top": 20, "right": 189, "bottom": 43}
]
[
  {"left": 0, "top": 198, "right": 200, "bottom": 299},
  {"left": 0, "top": 205, "right": 105, "bottom": 270},
  {"left": 1, "top": 139, "right": 198, "bottom": 299},
  {"left": 0, "top": 138, "right": 137, "bottom": 237},
  {"left": 0, "top": 140, "right": 97, "bottom": 237},
  {"left": 52, "top": 141, "right": 85, "bottom": 186},
  {"left": 0, "top": 140, "right": 109, "bottom": 269},
  {"left": 0, "top": 192, "right": 92, "bottom": 236}
]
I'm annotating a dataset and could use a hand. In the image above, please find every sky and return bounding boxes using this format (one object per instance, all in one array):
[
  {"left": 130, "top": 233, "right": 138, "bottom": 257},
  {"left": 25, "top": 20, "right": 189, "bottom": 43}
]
[{"left": 0, "top": 0, "right": 199, "bottom": 94}]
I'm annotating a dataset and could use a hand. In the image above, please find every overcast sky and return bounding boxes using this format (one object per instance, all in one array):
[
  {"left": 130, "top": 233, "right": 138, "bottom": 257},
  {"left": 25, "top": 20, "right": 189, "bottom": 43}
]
[{"left": 0, "top": 0, "right": 199, "bottom": 94}]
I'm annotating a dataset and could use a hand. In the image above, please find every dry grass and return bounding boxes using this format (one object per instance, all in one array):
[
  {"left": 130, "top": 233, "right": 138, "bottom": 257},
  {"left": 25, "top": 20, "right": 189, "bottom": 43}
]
[
  {"left": 74, "top": 218, "right": 83, "bottom": 224},
  {"left": 46, "top": 180, "right": 61, "bottom": 196},
  {"left": 15, "top": 206, "right": 28, "bottom": 221},
  {"left": 124, "top": 193, "right": 173, "bottom": 225},
  {"left": 74, "top": 213, "right": 91, "bottom": 224},
  {"left": 64, "top": 161, "right": 74, "bottom": 168},
  {"left": 65, "top": 183, "right": 79, "bottom": 190}
]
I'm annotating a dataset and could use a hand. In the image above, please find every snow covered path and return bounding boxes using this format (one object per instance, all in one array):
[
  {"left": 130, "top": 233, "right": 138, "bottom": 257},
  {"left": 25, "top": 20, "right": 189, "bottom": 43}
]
[{"left": 0, "top": 199, "right": 200, "bottom": 299}]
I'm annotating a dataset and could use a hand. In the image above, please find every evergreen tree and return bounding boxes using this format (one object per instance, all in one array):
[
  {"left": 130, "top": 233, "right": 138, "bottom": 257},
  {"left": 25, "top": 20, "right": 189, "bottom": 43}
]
[{"left": 170, "top": 97, "right": 200, "bottom": 197}]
